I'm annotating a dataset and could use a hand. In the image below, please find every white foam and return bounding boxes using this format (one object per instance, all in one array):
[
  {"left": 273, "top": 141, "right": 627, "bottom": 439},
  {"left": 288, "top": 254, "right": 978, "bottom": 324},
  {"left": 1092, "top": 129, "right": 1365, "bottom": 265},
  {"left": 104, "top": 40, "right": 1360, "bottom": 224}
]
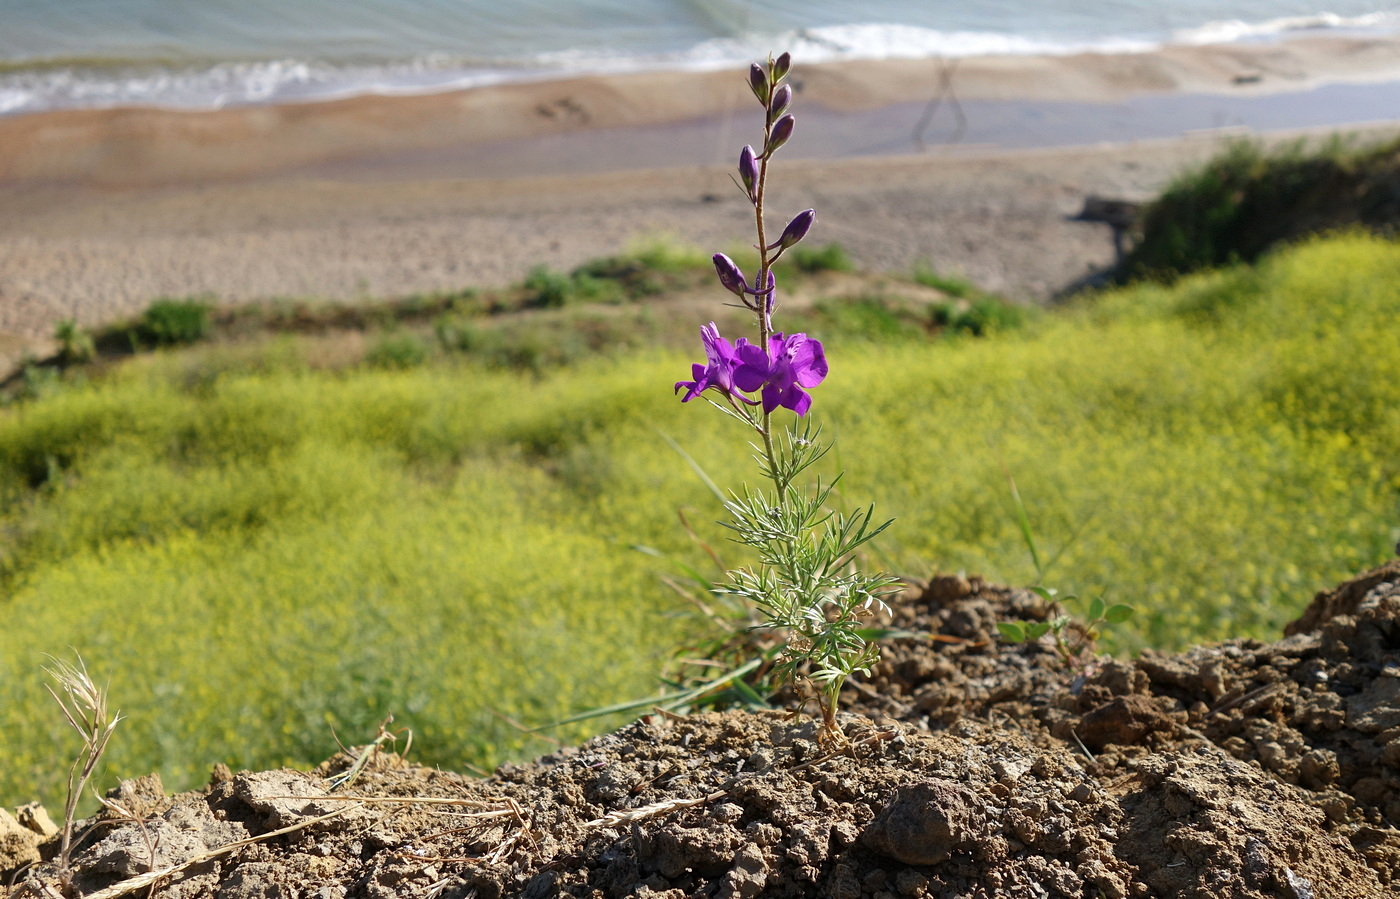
[
  {"left": 4, "top": 11, "right": 1400, "bottom": 117},
  {"left": 1175, "top": 11, "right": 1400, "bottom": 46}
]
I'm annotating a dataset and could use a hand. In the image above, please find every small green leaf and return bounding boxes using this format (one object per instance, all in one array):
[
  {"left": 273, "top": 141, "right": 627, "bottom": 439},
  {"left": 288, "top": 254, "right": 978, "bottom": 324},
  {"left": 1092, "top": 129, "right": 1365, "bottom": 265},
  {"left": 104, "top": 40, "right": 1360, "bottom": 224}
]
[
  {"left": 1027, "top": 622, "right": 1052, "bottom": 640},
  {"left": 854, "top": 627, "right": 926, "bottom": 641},
  {"left": 1105, "top": 604, "right": 1136, "bottom": 623},
  {"left": 1087, "top": 597, "right": 1105, "bottom": 621},
  {"left": 1029, "top": 586, "right": 1056, "bottom": 602},
  {"left": 997, "top": 622, "right": 1027, "bottom": 643}
]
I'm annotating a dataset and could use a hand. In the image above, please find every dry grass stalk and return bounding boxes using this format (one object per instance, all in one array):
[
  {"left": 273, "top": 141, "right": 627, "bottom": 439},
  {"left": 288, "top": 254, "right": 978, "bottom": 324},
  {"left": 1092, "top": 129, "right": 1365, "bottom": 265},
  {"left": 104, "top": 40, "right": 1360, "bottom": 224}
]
[
  {"left": 581, "top": 791, "right": 724, "bottom": 830},
  {"left": 326, "top": 715, "right": 412, "bottom": 790},
  {"left": 286, "top": 794, "right": 535, "bottom": 865},
  {"left": 44, "top": 655, "right": 123, "bottom": 895},
  {"left": 281, "top": 795, "right": 517, "bottom": 815}
]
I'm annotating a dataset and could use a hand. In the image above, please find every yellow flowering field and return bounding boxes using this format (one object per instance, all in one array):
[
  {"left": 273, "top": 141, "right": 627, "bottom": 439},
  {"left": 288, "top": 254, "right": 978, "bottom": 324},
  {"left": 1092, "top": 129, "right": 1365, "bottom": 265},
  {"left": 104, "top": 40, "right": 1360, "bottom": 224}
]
[{"left": 1, "top": 233, "right": 1396, "bottom": 809}]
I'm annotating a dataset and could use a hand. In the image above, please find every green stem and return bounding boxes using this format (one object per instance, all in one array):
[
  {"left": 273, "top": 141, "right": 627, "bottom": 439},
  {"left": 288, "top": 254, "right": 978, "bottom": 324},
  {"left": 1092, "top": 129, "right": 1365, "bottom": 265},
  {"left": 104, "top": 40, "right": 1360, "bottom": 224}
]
[{"left": 754, "top": 115, "right": 783, "bottom": 504}]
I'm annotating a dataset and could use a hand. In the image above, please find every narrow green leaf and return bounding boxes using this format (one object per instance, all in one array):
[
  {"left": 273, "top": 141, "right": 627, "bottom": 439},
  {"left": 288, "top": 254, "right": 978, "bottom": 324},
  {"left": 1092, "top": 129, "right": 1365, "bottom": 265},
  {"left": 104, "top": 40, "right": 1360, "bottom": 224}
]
[
  {"left": 544, "top": 657, "right": 764, "bottom": 727},
  {"left": 1087, "top": 597, "right": 1105, "bottom": 621},
  {"left": 1006, "top": 473, "right": 1044, "bottom": 580},
  {"left": 853, "top": 627, "right": 926, "bottom": 641},
  {"left": 728, "top": 677, "right": 771, "bottom": 708},
  {"left": 657, "top": 430, "right": 726, "bottom": 504}
]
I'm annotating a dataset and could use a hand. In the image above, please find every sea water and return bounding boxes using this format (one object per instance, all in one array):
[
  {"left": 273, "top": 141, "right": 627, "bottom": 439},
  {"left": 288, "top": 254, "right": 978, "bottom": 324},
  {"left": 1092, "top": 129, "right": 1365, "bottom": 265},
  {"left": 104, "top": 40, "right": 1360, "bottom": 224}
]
[{"left": 1, "top": 0, "right": 1397, "bottom": 116}]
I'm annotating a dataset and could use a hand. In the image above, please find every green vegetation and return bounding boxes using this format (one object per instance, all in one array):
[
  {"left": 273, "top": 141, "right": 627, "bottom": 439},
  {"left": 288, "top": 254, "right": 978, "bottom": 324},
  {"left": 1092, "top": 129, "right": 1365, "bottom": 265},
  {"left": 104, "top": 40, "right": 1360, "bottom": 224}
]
[
  {"left": 364, "top": 331, "right": 430, "bottom": 370},
  {"left": 134, "top": 298, "right": 212, "bottom": 347},
  {"left": 912, "top": 264, "right": 978, "bottom": 298},
  {"left": 913, "top": 263, "right": 1027, "bottom": 336},
  {"left": 1123, "top": 134, "right": 1400, "bottom": 280},
  {"left": 525, "top": 239, "right": 711, "bottom": 308},
  {"left": 1, "top": 232, "right": 1396, "bottom": 811},
  {"left": 53, "top": 319, "right": 95, "bottom": 366},
  {"left": 784, "top": 242, "right": 855, "bottom": 274}
]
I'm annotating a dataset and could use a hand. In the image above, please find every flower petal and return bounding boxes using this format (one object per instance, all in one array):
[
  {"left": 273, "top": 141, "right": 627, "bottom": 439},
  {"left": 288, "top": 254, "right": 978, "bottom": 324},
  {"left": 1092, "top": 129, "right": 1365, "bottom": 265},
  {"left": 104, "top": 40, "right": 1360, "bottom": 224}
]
[
  {"left": 791, "top": 336, "right": 828, "bottom": 388},
  {"left": 733, "top": 343, "right": 771, "bottom": 393}
]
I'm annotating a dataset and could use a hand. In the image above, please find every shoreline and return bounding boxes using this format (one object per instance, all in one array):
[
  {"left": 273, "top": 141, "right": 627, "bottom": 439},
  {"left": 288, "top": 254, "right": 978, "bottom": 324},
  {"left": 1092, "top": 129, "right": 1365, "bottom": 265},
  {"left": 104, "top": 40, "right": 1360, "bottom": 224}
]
[
  {"left": 6, "top": 35, "right": 1400, "bottom": 187},
  {"left": 4, "top": 36, "right": 1400, "bottom": 354}
]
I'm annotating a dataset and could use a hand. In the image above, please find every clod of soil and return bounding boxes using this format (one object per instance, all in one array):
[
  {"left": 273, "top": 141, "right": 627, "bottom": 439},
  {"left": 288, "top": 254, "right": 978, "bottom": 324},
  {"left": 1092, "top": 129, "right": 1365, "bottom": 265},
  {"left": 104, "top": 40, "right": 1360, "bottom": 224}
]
[{"left": 6, "top": 562, "right": 1400, "bottom": 898}]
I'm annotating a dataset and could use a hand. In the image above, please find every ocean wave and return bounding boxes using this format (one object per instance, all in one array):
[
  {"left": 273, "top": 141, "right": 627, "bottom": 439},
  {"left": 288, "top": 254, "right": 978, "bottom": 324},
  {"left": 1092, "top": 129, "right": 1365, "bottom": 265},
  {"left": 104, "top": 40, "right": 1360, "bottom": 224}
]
[
  {"left": 3, "top": 11, "right": 1398, "bottom": 117},
  {"left": 0, "top": 56, "right": 536, "bottom": 116},
  {"left": 1174, "top": 10, "right": 1400, "bottom": 46}
]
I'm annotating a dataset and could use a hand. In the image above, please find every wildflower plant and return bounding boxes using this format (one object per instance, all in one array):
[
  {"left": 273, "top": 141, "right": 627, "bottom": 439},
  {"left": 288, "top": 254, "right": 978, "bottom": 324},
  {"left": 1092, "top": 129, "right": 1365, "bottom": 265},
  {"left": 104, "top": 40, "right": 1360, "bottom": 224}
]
[{"left": 675, "top": 53, "right": 898, "bottom": 738}]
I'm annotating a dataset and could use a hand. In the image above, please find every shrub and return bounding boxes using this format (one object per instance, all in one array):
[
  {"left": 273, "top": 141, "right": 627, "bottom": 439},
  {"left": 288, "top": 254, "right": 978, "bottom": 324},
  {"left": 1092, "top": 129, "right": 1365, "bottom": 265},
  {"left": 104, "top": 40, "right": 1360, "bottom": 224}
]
[
  {"left": 137, "top": 299, "right": 211, "bottom": 347},
  {"left": 524, "top": 265, "right": 573, "bottom": 308},
  {"left": 1122, "top": 134, "right": 1400, "bottom": 280},
  {"left": 930, "top": 297, "right": 1026, "bottom": 336},
  {"left": 806, "top": 297, "right": 925, "bottom": 342},
  {"left": 53, "top": 319, "right": 95, "bottom": 365},
  {"left": 913, "top": 265, "right": 976, "bottom": 298},
  {"left": 787, "top": 242, "right": 854, "bottom": 273},
  {"left": 365, "top": 332, "right": 430, "bottom": 369}
]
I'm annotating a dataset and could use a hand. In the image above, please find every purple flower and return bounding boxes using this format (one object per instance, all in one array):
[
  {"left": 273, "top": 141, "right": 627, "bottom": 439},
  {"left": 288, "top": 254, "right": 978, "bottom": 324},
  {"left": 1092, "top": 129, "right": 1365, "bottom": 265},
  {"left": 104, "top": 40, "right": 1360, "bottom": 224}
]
[
  {"left": 772, "top": 52, "right": 791, "bottom": 80},
  {"left": 753, "top": 268, "right": 777, "bottom": 313},
  {"left": 768, "top": 84, "right": 793, "bottom": 119},
  {"left": 767, "top": 114, "right": 795, "bottom": 154},
  {"left": 748, "top": 63, "right": 769, "bottom": 106},
  {"left": 738, "top": 145, "right": 759, "bottom": 199},
  {"left": 770, "top": 209, "right": 815, "bottom": 251},
  {"left": 712, "top": 253, "right": 747, "bottom": 297},
  {"left": 675, "top": 322, "right": 747, "bottom": 403},
  {"left": 733, "top": 332, "right": 828, "bottom": 416}
]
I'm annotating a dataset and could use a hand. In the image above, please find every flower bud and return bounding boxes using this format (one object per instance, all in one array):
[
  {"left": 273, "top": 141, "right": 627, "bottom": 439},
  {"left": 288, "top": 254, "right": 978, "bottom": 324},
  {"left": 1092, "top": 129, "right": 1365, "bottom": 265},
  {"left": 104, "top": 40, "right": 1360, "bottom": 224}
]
[
  {"left": 768, "top": 83, "right": 792, "bottom": 119},
  {"left": 748, "top": 63, "right": 769, "bottom": 106},
  {"left": 738, "top": 145, "right": 759, "bottom": 198},
  {"left": 772, "top": 52, "right": 791, "bottom": 81},
  {"left": 758, "top": 269, "right": 777, "bottom": 312},
  {"left": 767, "top": 114, "right": 795, "bottom": 154},
  {"left": 712, "top": 253, "right": 747, "bottom": 297},
  {"left": 773, "top": 209, "right": 815, "bottom": 250}
]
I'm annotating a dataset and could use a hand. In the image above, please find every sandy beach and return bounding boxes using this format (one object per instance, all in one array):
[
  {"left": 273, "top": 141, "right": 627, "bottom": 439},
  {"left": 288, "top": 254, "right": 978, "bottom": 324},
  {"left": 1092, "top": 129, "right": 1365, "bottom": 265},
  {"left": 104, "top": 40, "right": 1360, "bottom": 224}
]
[{"left": 4, "top": 35, "right": 1400, "bottom": 346}]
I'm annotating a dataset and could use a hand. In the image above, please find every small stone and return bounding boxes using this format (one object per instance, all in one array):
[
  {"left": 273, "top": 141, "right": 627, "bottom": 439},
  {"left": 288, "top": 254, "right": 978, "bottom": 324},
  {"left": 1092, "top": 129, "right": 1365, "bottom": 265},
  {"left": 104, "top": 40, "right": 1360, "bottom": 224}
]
[
  {"left": 1077, "top": 695, "right": 1171, "bottom": 751},
  {"left": 1300, "top": 749, "right": 1340, "bottom": 787},
  {"left": 0, "top": 807, "right": 41, "bottom": 872},
  {"left": 15, "top": 803, "right": 57, "bottom": 838},
  {"left": 861, "top": 780, "right": 986, "bottom": 866}
]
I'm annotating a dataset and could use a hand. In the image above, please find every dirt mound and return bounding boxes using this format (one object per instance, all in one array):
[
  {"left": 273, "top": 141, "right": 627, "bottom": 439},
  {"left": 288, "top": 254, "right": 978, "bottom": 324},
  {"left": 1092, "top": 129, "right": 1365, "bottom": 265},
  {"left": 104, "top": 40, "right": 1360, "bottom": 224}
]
[{"left": 6, "top": 563, "right": 1400, "bottom": 898}]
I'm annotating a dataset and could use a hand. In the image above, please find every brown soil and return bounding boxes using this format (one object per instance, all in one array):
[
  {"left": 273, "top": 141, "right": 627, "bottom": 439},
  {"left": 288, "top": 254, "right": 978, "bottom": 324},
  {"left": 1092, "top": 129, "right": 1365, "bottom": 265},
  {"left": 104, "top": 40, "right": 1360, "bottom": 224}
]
[{"left": 6, "top": 561, "right": 1400, "bottom": 899}]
